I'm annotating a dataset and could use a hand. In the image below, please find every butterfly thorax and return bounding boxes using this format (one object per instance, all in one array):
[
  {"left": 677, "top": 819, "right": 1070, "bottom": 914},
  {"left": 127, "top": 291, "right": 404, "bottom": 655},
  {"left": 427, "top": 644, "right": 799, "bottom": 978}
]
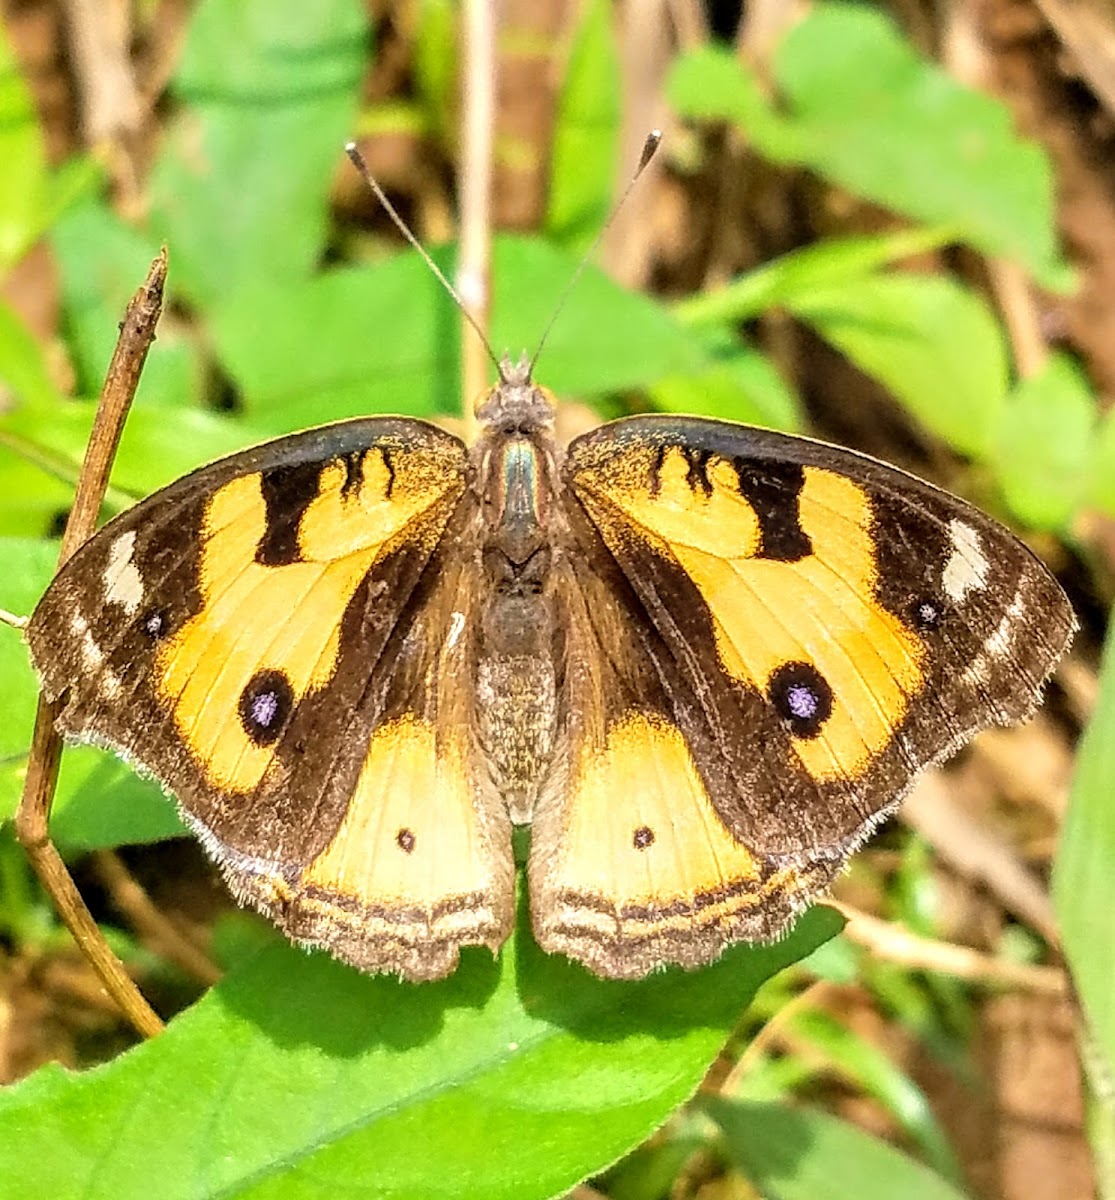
[{"left": 472, "top": 357, "right": 562, "bottom": 823}]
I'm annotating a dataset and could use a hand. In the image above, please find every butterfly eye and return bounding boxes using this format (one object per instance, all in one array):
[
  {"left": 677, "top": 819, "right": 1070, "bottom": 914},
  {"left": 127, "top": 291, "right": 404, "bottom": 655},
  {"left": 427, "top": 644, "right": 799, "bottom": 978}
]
[
  {"left": 767, "top": 661, "right": 834, "bottom": 738},
  {"left": 238, "top": 669, "right": 294, "bottom": 745}
]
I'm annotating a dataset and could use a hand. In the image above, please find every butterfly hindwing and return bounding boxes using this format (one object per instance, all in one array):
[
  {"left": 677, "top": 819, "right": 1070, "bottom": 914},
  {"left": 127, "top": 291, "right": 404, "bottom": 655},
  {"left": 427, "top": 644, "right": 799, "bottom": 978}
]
[
  {"left": 562, "top": 416, "right": 1076, "bottom": 872},
  {"left": 27, "top": 418, "right": 514, "bottom": 980},
  {"left": 529, "top": 503, "right": 836, "bottom": 977},
  {"left": 280, "top": 503, "right": 515, "bottom": 979}
]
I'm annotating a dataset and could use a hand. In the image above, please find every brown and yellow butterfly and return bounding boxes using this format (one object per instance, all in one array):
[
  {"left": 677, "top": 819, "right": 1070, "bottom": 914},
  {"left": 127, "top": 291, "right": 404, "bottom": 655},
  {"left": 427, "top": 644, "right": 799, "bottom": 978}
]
[{"left": 25, "top": 345, "right": 1076, "bottom": 981}]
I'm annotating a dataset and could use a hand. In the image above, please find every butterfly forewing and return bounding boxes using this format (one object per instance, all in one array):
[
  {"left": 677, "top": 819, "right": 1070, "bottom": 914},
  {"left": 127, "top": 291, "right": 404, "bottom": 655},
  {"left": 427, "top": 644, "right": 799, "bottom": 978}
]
[
  {"left": 562, "top": 416, "right": 1076, "bottom": 870},
  {"left": 27, "top": 418, "right": 514, "bottom": 981}
]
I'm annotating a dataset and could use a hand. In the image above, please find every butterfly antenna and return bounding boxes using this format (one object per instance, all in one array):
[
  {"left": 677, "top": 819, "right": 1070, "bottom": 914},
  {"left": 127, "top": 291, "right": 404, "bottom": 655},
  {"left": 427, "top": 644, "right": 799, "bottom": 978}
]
[
  {"left": 528, "top": 129, "right": 662, "bottom": 379},
  {"left": 344, "top": 141, "right": 504, "bottom": 378}
]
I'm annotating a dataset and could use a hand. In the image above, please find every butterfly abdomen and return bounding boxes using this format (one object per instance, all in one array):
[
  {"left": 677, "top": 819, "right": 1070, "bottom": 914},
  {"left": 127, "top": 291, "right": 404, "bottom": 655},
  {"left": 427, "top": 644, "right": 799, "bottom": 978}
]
[{"left": 474, "top": 431, "right": 562, "bottom": 823}]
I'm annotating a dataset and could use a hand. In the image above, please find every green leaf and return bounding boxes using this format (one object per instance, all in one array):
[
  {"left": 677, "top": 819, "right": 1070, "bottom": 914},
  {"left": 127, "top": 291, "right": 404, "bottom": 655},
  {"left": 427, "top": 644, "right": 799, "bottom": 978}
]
[
  {"left": 546, "top": 0, "right": 622, "bottom": 252},
  {"left": 0, "top": 909, "right": 841, "bottom": 1200},
  {"left": 669, "top": 7, "right": 1069, "bottom": 290},
  {"left": 51, "top": 198, "right": 198, "bottom": 408},
  {"left": 214, "top": 235, "right": 703, "bottom": 427},
  {"left": 789, "top": 273, "right": 1009, "bottom": 460},
  {"left": 649, "top": 343, "right": 802, "bottom": 432},
  {"left": 0, "top": 22, "right": 48, "bottom": 271},
  {"left": 668, "top": 43, "right": 792, "bottom": 152},
  {"left": 2, "top": 396, "right": 268, "bottom": 504},
  {"left": 213, "top": 251, "right": 458, "bottom": 426},
  {"left": 1087, "top": 407, "right": 1115, "bottom": 516},
  {"left": 705, "top": 1096, "right": 971, "bottom": 1200},
  {"left": 0, "top": 451, "right": 74, "bottom": 538},
  {"left": 994, "top": 353, "right": 1095, "bottom": 531},
  {"left": 776, "top": 1009, "right": 960, "bottom": 1182},
  {"left": 1054, "top": 622, "right": 1115, "bottom": 1086},
  {"left": 412, "top": 0, "right": 457, "bottom": 141},
  {"left": 0, "top": 298, "right": 60, "bottom": 408},
  {"left": 0, "top": 539, "right": 55, "bottom": 768},
  {"left": 674, "top": 228, "right": 958, "bottom": 328},
  {"left": 148, "top": 0, "right": 369, "bottom": 307}
]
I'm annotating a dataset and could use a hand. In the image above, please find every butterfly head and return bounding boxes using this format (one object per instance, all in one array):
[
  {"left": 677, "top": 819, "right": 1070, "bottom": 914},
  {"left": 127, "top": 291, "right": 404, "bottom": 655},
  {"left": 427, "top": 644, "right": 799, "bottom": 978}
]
[{"left": 474, "top": 353, "right": 556, "bottom": 435}]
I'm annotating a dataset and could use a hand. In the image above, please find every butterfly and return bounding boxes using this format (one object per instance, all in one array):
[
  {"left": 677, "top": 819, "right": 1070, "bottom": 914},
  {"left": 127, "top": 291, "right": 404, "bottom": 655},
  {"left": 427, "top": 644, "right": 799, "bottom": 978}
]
[{"left": 24, "top": 342, "right": 1076, "bottom": 982}]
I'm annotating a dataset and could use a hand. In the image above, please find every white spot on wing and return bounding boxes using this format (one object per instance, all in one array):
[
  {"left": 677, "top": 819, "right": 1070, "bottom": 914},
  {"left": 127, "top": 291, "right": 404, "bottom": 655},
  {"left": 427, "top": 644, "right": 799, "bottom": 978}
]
[
  {"left": 941, "top": 520, "right": 989, "bottom": 603},
  {"left": 446, "top": 611, "right": 466, "bottom": 650},
  {"left": 962, "top": 589, "right": 1025, "bottom": 687},
  {"left": 986, "top": 592, "right": 1025, "bottom": 658},
  {"left": 104, "top": 530, "right": 144, "bottom": 615},
  {"left": 81, "top": 631, "right": 104, "bottom": 669}
]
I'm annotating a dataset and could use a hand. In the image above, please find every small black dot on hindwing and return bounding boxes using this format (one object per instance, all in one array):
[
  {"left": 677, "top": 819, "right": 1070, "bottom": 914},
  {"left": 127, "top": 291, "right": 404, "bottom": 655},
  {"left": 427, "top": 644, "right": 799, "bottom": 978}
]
[{"left": 632, "top": 825, "right": 655, "bottom": 850}]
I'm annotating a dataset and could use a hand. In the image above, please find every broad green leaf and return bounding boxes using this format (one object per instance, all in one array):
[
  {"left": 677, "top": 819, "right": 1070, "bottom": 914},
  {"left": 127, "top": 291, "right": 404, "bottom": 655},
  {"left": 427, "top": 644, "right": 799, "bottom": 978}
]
[
  {"left": 0, "top": 539, "right": 55, "bottom": 767},
  {"left": 0, "top": 451, "right": 74, "bottom": 538},
  {"left": 994, "top": 353, "right": 1095, "bottom": 531},
  {"left": 148, "top": 0, "right": 369, "bottom": 307},
  {"left": 0, "top": 22, "right": 47, "bottom": 270},
  {"left": 0, "top": 908, "right": 841, "bottom": 1200},
  {"left": 491, "top": 238, "right": 703, "bottom": 396},
  {"left": 674, "top": 228, "right": 958, "bottom": 328},
  {"left": 546, "top": 0, "right": 622, "bottom": 251},
  {"left": 2, "top": 397, "right": 269, "bottom": 500},
  {"left": 1088, "top": 407, "right": 1115, "bottom": 516},
  {"left": 0, "top": 298, "right": 60, "bottom": 408},
  {"left": 650, "top": 343, "right": 802, "bottom": 432},
  {"left": 51, "top": 198, "right": 198, "bottom": 408},
  {"left": 412, "top": 0, "right": 457, "bottom": 140},
  {"left": 773, "top": 1009, "right": 960, "bottom": 1181},
  {"left": 47, "top": 751, "right": 184, "bottom": 851},
  {"left": 705, "top": 1096, "right": 970, "bottom": 1200},
  {"left": 668, "top": 42, "right": 792, "bottom": 151},
  {"left": 0, "top": 746, "right": 185, "bottom": 853},
  {"left": 669, "top": 7, "right": 1069, "bottom": 290},
  {"left": 212, "top": 251, "right": 458, "bottom": 426},
  {"left": 1054, "top": 622, "right": 1115, "bottom": 1085},
  {"left": 789, "top": 273, "right": 1009, "bottom": 459},
  {"left": 214, "top": 235, "right": 703, "bottom": 427}
]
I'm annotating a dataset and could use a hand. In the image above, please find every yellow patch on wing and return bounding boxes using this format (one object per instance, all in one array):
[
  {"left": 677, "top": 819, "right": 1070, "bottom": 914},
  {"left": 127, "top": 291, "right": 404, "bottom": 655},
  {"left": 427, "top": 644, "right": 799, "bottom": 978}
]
[
  {"left": 301, "top": 714, "right": 499, "bottom": 915},
  {"left": 539, "top": 711, "right": 767, "bottom": 931},
  {"left": 156, "top": 445, "right": 463, "bottom": 792},
  {"left": 575, "top": 446, "right": 925, "bottom": 782}
]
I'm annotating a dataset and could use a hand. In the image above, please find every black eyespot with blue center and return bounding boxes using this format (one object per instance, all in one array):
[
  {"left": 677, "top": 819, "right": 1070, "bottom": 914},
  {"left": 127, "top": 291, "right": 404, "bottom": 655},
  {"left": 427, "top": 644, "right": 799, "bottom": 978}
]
[
  {"left": 239, "top": 669, "right": 294, "bottom": 745},
  {"left": 139, "top": 608, "right": 168, "bottom": 641},
  {"left": 911, "top": 595, "right": 944, "bottom": 630},
  {"left": 768, "top": 661, "right": 833, "bottom": 739}
]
